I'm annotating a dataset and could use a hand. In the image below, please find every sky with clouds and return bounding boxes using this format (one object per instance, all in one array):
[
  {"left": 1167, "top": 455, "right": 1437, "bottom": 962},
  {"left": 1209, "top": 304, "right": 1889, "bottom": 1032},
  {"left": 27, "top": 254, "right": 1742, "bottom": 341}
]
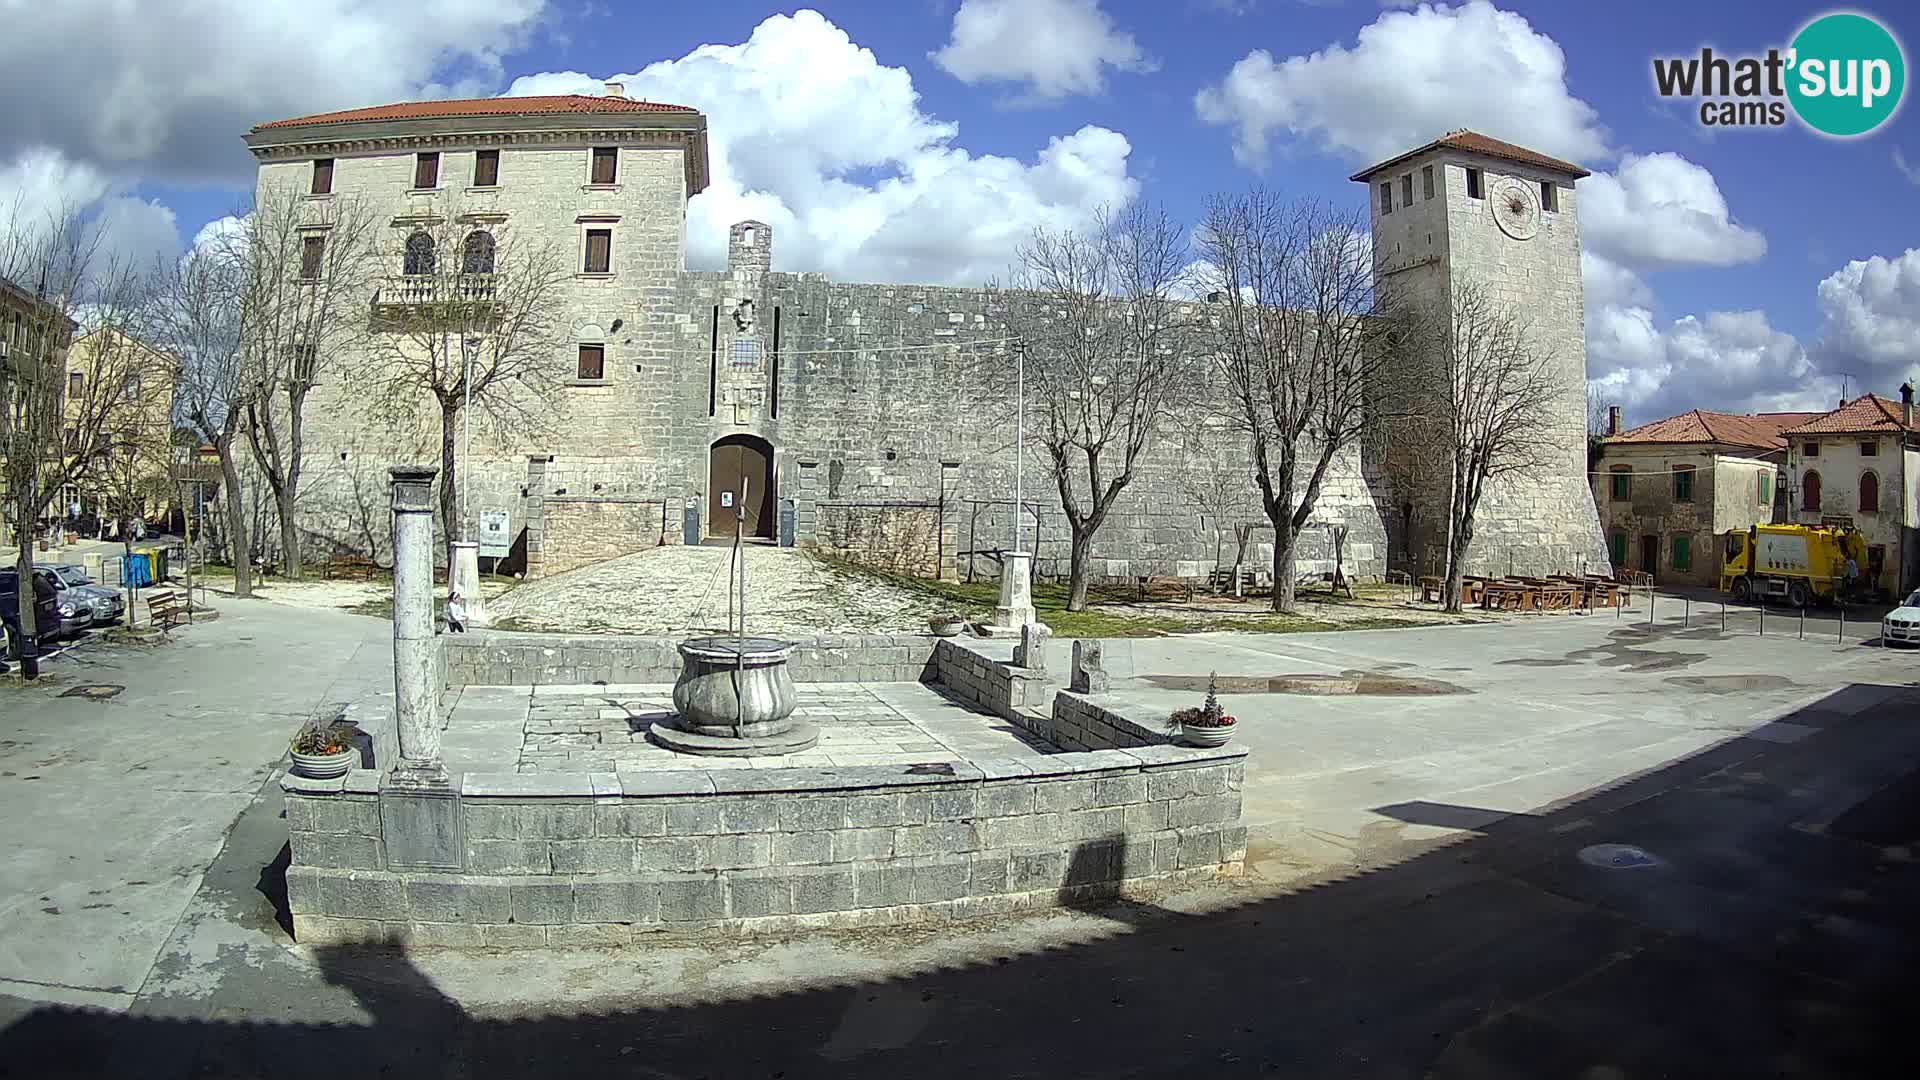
[{"left": 0, "top": 0, "right": 1915, "bottom": 428}]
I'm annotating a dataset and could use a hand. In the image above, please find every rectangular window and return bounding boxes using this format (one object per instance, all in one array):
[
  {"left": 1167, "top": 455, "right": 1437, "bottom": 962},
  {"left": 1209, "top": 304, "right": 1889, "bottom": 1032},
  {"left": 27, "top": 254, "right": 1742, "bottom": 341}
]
[
  {"left": 1758, "top": 471, "right": 1772, "bottom": 504},
  {"left": 1540, "top": 180, "right": 1557, "bottom": 211},
  {"left": 300, "top": 235, "right": 325, "bottom": 280},
  {"left": 124, "top": 374, "right": 141, "bottom": 401},
  {"left": 591, "top": 147, "right": 618, "bottom": 185},
  {"left": 1672, "top": 534, "right": 1692, "bottom": 571},
  {"left": 1401, "top": 174, "right": 1413, "bottom": 206},
  {"left": 310, "top": 158, "right": 333, "bottom": 195},
  {"left": 731, "top": 339, "right": 760, "bottom": 368},
  {"left": 413, "top": 152, "right": 439, "bottom": 190},
  {"left": 473, "top": 149, "right": 499, "bottom": 187},
  {"left": 1422, "top": 164, "right": 1434, "bottom": 200},
  {"left": 1802, "top": 441, "right": 1819, "bottom": 457},
  {"left": 1466, "top": 167, "right": 1483, "bottom": 199},
  {"left": 1379, "top": 182, "right": 1392, "bottom": 214},
  {"left": 68, "top": 371, "right": 82, "bottom": 397},
  {"left": 1860, "top": 440, "right": 1877, "bottom": 456},
  {"left": 576, "top": 344, "right": 605, "bottom": 381},
  {"left": 1609, "top": 466, "right": 1631, "bottom": 501},
  {"left": 583, "top": 228, "right": 612, "bottom": 273},
  {"left": 1672, "top": 466, "right": 1694, "bottom": 502}
]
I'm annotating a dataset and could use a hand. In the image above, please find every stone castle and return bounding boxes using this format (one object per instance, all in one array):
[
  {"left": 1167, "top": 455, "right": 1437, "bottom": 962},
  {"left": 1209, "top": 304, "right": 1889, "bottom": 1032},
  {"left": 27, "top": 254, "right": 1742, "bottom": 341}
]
[{"left": 243, "top": 89, "right": 1606, "bottom": 583}]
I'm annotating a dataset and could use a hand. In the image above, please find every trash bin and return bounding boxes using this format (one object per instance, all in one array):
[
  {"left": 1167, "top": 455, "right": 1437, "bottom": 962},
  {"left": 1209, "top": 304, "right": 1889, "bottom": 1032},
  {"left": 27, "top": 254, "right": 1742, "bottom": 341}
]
[{"left": 125, "top": 553, "right": 154, "bottom": 588}]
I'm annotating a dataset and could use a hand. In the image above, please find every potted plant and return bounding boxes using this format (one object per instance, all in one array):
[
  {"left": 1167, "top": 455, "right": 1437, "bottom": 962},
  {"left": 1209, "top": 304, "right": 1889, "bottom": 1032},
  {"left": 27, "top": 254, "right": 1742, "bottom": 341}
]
[
  {"left": 1168, "top": 673, "right": 1237, "bottom": 748},
  {"left": 927, "top": 612, "right": 967, "bottom": 637},
  {"left": 289, "top": 716, "right": 360, "bottom": 779}
]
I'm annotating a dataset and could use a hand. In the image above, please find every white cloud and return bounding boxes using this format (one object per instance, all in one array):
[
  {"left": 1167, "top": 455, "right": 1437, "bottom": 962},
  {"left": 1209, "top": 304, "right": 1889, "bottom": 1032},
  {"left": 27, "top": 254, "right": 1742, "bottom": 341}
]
[
  {"left": 0, "top": 0, "right": 546, "bottom": 186},
  {"left": 1581, "top": 251, "right": 1650, "bottom": 309},
  {"left": 92, "top": 196, "right": 181, "bottom": 272},
  {"left": 509, "top": 10, "right": 1139, "bottom": 285},
  {"left": 1581, "top": 153, "right": 1766, "bottom": 270},
  {"left": 931, "top": 0, "right": 1154, "bottom": 101},
  {"left": 1894, "top": 148, "right": 1920, "bottom": 188},
  {"left": 1815, "top": 248, "right": 1920, "bottom": 389},
  {"left": 1195, "top": 0, "right": 1607, "bottom": 168},
  {"left": 1587, "top": 307, "right": 1838, "bottom": 423}
]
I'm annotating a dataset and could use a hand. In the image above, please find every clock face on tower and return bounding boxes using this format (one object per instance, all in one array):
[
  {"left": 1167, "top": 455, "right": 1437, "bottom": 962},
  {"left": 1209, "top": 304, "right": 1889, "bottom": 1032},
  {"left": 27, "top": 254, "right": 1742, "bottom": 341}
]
[{"left": 1488, "top": 176, "right": 1540, "bottom": 241}]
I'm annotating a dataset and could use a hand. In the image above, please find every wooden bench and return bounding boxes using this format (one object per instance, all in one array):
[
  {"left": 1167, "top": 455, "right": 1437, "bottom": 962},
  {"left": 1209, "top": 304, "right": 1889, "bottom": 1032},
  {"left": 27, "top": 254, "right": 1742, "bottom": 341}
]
[
  {"left": 323, "top": 554, "right": 381, "bottom": 581},
  {"left": 148, "top": 589, "right": 189, "bottom": 631}
]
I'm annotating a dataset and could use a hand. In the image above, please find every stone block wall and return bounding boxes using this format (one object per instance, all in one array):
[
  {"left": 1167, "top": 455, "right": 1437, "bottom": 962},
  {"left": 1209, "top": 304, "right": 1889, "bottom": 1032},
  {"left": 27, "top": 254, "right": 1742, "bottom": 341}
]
[
  {"left": 283, "top": 746, "right": 1247, "bottom": 946},
  {"left": 537, "top": 495, "right": 674, "bottom": 578},
  {"left": 930, "top": 638, "right": 1051, "bottom": 720},
  {"left": 810, "top": 501, "right": 951, "bottom": 579},
  {"left": 1048, "top": 692, "right": 1161, "bottom": 751},
  {"left": 444, "top": 631, "right": 939, "bottom": 687}
]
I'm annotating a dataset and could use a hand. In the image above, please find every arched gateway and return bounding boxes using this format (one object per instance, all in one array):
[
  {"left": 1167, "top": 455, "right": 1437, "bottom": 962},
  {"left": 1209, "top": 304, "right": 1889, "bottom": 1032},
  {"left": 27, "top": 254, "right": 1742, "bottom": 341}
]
[{"left": 708, "top": 434, "right": 775, "bottom": 539}]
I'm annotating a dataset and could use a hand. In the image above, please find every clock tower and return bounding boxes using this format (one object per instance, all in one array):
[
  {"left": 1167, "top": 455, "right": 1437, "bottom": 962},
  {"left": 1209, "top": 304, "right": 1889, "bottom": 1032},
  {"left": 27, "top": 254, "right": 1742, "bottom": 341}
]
[{"left": 1353, "top": 130, "right": 1609, "bottom": 577}]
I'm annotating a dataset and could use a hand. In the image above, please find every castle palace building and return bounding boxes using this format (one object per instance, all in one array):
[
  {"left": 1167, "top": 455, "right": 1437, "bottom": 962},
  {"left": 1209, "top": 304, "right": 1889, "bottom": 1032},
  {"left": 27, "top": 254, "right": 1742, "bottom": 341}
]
[{"left": 245, "top": 88, "right": 1606, "bottom": 584}]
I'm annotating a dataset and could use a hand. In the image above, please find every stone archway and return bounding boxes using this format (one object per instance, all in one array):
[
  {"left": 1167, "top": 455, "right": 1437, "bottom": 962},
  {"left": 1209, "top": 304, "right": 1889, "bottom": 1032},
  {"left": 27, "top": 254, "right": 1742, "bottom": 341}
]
[{"left": 708, "top": 434, "right": 775, "bottom": 539}]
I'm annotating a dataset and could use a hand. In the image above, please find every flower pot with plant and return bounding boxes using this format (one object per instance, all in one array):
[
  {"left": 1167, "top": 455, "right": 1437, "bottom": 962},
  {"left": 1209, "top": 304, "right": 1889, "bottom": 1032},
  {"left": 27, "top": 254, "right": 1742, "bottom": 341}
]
[
  {"left": 1168, "top": 672, "right": 1237, "bottom": 748},
  {"left": 289, "top": 716, "right": 360, "bottom": 779},
  {"left": 928, "top": 612, "right": 967, "bottom": 637}
]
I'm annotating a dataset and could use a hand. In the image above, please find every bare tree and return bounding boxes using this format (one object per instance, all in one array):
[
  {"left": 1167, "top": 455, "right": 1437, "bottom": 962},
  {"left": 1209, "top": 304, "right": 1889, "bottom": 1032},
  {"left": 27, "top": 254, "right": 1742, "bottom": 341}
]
[
  {"left": 1421, "top": 281, "right": 1564, "bottom": 612},
  {"left": 1, "top": 201, "right": 150, "bottom": 673},
  {"left": 356, "top": 205, "right": 572, "bottom": 569},
  {"left": 144, "top": 229, "right": 256, "bottom": 596},
  {"left": 995, "top": 203, "right": 1200, "bottom": 611},
  {"left": 1199, "top": 192, "right": 1403, "bottom": 613},
  {"left": 238, "top": 183, "right": 381, "bottom": 580}
]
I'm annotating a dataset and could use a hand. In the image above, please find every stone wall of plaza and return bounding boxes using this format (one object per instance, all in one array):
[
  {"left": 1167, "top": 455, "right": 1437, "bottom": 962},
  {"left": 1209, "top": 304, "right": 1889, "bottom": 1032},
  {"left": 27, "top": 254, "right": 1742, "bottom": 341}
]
[{"left": 284, "top": 633, "right": 1246, "bottom": 946}]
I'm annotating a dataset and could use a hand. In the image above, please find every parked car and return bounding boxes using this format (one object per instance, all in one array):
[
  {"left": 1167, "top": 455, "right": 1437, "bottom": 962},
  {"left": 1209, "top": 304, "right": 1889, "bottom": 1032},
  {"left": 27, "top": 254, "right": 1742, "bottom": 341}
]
[
  {"left": 39, "top": 563, "right": 124, "bottom": 627},
  {"left": 1884, "top": 590, "right": 1920, "bottom": 648},
  {"left": 0, "top": 568, "right": 65, "bottom": 658}
]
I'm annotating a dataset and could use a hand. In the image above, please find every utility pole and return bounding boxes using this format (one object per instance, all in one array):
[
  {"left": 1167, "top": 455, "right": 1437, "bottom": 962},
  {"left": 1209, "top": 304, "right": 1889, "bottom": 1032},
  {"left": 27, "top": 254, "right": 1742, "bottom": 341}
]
[{"left": 1012, "top": 340, "right": 1025, "bottom": 555}]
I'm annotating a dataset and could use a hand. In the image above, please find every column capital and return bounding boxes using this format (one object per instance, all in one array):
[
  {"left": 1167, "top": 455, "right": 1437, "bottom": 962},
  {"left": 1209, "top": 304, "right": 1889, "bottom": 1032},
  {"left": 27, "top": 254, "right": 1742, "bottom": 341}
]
[{"left": 389, "top": 465, "right": 438, "bottom": 513}]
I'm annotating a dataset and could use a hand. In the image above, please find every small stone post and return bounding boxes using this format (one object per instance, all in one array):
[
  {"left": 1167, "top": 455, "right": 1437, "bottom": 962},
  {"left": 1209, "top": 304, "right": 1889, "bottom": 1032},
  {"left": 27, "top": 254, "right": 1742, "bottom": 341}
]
[
  {"left": 1014, "top": 622, "right": 1051, "bottom": 672},
  {"left": 390, "top": 465, "right": 443, "bottom": 784},
  {"left": 986, "top": 550, "right": 1039, "bottom": 635},
  {"left": 1070, "top": 639, "right": 1109, "bottom": 694}
]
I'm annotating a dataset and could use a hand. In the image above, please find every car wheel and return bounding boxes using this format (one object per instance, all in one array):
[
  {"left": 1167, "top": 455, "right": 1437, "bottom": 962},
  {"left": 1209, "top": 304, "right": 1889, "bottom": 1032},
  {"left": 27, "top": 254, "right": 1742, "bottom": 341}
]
[
  {"left": 2, "top": 624, "right": 19, "bottom": 661},
  {"left": 1731, "top": 577, "right": 1753, "bottom": 603},
  {"left": 1788, "top": 580, "right": 1810, "bottom": 608}
]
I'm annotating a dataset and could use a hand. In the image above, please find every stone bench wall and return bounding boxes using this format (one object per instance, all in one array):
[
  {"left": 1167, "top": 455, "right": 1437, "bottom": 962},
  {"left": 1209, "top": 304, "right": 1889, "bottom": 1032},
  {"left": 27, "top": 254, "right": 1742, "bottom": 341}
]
[
  {"left": 1047, "top": 691, "right": 1161, "bottom": 750},
  {"left": 283, "top": 746, "right": 1247, "bottom": 947},
  {"left": 929, "top": 638, "right": 1050, "bottom": 719},
  {"left": 444, "top": 631, "right": 938, "bottom": 687}
]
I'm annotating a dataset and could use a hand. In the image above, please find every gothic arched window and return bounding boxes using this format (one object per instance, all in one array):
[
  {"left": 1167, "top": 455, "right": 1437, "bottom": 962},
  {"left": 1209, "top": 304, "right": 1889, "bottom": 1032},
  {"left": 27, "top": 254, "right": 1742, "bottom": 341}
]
[
  {"left": 462, "top": 231, "right": 495, "bottom": 275},
  {"left": 403, "top": 231, "right": 436, "bottom": 276}
]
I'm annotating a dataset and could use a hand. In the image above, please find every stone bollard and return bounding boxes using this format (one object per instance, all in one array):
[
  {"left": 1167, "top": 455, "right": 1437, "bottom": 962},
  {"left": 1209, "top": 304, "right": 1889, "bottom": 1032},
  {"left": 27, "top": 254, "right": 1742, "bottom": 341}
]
[
  {"left": 1015, "top": 622, "right": 1051, "bottom": 672},
  {"left": 1070, "top": 639, "right": 1109, "bottom": 694},
  {"left": 984, "top": 550, "right": 1039, "bottom": 635},
  {"left": 389, "top": 465, "right": 444, "bottom": 785}
]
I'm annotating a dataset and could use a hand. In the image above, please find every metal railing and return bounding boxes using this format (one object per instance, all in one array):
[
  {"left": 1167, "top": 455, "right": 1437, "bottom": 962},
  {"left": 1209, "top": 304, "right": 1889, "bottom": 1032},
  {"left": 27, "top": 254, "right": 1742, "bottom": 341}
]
[{"left": 371, "top": 274, "right": 498, "bottom": 306}]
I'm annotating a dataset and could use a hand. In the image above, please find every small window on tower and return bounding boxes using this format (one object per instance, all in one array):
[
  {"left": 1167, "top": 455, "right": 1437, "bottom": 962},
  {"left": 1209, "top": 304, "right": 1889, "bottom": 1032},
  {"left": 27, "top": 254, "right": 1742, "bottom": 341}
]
[
  {"left": 732, "top": 339, "right": 760, "bottom": 368},
  {"left": 300, "top": 235, "right": 325, "bottom": 280},
  {"left": 413, "top": 152, "right": 439, "bottom": 190},
  {"left": 1422, "top": 165, "right": 1434, "bottom": 200},
  {"left": 310, "top": 158, "right": 333, "bottom": 195},
  {"left": 591, "top": 147, "right": 618, "bottom": 185},
  {"left": 1379, "top": 182, "right": 1392, "bottom": 214},
  {"left": 576, "top": 344, "right": 605, "bottom": 381},
  {"left": 1401, "top": 174, "right": 1413, "bottom": 206},
  {"left": 1540, "top": 180, "right": 1557, "bottom": 212},
  {"left": 1465, "top": 167, "right": 1483, "bottom": 199},
  {"left": 473, "top": 149, "right": 500, "bottom": 187}
]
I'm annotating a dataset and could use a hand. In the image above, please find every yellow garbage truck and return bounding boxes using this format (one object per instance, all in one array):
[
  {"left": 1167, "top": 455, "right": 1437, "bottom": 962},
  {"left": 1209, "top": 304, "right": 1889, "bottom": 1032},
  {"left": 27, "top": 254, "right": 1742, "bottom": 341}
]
[{"left": 1719, "top": 523, "right": 1866, "bottom": 607}]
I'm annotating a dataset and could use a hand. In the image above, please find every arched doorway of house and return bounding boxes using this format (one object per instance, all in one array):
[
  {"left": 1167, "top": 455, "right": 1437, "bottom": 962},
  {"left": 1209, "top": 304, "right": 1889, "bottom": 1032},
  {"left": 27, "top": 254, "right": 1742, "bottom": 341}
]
[{"left": 708, "top": 434, "right": 775, "bottom": 539}]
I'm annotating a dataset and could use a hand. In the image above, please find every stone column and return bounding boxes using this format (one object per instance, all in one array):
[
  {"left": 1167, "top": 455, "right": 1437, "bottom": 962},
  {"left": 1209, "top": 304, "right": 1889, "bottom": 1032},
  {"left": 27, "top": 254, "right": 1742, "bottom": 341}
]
[
  {"left": 389, "top": 465, "right": 443, "bottom": 784},
  {"left": 450, "top": 540, "right": 486, "bottom": 627},
  {"left": 985, "top": 550, "right": 1039, "bottom": 634}
]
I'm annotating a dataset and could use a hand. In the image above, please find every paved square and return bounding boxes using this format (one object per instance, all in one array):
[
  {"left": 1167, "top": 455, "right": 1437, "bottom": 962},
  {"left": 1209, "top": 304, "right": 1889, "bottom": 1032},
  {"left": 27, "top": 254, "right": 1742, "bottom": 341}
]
[{"left": 439, "top": 682, "right": 1056, "bottom": 773}]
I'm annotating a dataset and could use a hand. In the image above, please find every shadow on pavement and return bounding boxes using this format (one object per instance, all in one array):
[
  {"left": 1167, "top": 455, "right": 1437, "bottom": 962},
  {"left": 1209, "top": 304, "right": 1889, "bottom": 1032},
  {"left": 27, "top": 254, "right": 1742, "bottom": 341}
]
[{"left": 4, "top": 682, "right": 1919, "bottom": 1079}]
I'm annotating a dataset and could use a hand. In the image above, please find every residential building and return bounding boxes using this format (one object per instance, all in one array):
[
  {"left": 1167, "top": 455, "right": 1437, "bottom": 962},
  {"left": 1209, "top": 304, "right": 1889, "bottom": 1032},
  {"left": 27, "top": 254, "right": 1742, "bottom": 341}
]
[
  {"left": 61, "top": 328, "right": 180, "bottom": 532},
  {"left": 1782, "top": 388, "right": 1919, "bottom": 597},
  {"left": 0, "top": 274, "right": 79, "bottom": 548},
  {"left": 1594, "top": 406, "right": 1817, "bottom": 585},
  {"left": 243, "top": 94, "right": 1607, "bottom": 580}
]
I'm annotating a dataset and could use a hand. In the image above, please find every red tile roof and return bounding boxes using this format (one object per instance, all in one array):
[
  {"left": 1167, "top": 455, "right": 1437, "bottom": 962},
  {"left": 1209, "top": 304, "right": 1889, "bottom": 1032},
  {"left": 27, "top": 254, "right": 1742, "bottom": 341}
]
[
  {"left": 254, "top": 95, "right": 698, "bottom": 131},
  {"left": 1605, "top": 409, "right": 1818, "bottom": 450},
  {"left": 1351, "top": 129, "right": 1591, "bottom": 181},
  {"left": 1780, "top": 394, "right": 1915, "bottom": 436}
]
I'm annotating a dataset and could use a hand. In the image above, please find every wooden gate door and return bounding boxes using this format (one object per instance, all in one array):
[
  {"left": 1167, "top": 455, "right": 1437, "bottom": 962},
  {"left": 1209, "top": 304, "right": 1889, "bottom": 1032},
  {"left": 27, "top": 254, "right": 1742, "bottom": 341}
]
[
  {"left": 1640, "top": 534, "right": 1659, "bottom": 580},
  {"left": 708, "top": 437, "right": 774, "bottom": 538}
]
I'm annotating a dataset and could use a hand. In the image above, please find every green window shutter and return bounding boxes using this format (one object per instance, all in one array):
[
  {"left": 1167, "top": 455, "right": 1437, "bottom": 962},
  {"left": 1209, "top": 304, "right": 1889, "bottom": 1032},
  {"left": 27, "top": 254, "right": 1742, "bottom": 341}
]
[
  {"left": 1610, "top": 532, "right": 1627, "bottom": 565},
  {"left": 1758, "top": 472, "right": 1771, "bottom": 504},
  {"left": 1610, "top": 470, "right": 1630, "bottom": 500},
  {"left": 1672, "top": 534, "right": 1691, "bottom": 571},
  {"left": 1673, "top": 468, "right": 1693, "bottom": 502}
]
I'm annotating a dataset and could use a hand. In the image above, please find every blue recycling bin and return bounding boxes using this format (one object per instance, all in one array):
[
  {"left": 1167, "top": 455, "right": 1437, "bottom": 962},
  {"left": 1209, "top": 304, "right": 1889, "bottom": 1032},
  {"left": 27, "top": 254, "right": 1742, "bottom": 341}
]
[{"left": 125, "top": 554, "right": 154, "bottom": 588}]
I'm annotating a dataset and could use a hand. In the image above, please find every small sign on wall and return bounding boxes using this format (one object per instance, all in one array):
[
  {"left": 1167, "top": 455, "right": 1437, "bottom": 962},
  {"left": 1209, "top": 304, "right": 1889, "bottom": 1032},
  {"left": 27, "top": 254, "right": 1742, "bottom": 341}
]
[
  {"left": 720, "top": 491, "right": 734, "bottom": 508},
  {"left": 478, "top": 510, "right": 512, "bottom": 558}
]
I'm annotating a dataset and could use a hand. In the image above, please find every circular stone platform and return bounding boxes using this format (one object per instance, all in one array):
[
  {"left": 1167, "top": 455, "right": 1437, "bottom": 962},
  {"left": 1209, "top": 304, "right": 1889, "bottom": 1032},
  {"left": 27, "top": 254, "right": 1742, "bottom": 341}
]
[{"left": 652, "top": 634, "right": 819, "bottom": 756}]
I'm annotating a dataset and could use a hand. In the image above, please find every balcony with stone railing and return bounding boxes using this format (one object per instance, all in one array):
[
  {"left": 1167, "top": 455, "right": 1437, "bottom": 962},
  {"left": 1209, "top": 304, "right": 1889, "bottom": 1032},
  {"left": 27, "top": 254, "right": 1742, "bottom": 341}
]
[{"left": 369, "top": 274, "right": 499, "bottom": 317}]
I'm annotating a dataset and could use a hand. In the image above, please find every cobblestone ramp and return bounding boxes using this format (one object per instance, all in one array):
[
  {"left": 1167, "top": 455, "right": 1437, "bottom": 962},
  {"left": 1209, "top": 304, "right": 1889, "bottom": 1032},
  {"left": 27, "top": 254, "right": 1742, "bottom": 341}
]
[{"left": 488, "top": 546, "right": 937, "bottom": 635}]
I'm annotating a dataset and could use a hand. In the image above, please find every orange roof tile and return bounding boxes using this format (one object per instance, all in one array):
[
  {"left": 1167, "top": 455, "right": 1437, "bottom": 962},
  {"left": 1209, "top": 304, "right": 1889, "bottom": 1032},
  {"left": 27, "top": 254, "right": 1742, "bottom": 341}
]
[
  {"left": 254, "top": 95, "right": 698, "bottom": 131},
  {"left": 1780, "top": 395, "right": 1915, "bottom": 436},
  {"left": 1351, "top": 129, "right": 1591, "bottom": 182},
  {"left": 1604, "top": 409, "right": 1815, "bottom": 451}
]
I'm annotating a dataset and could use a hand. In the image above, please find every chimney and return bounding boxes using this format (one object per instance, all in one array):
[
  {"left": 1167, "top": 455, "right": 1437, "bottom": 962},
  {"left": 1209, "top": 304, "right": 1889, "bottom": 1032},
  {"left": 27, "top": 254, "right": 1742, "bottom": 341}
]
[
  {"left": 1606, "top": 405, "right": 1621, "bottom": 436},
  {"left": 1902, "top": 381, "right": 1914, "bottom": 429},
  {"left": 604, "top": 82, "right": 626, "bottom": 99}
]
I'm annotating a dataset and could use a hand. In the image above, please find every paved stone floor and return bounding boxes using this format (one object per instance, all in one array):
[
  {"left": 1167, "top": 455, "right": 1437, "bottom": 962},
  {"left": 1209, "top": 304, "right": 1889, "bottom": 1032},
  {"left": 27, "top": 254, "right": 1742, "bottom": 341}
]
[{"left": 440, "top": 682, "right": 1056, "bottom": 774}]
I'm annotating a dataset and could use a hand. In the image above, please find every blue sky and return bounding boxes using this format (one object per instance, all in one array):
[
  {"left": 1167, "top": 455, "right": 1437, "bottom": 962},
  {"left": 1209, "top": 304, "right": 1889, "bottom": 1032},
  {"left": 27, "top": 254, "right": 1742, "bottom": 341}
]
[{"left": 2, "top": 1, "right": 1916, "bottom": 425}]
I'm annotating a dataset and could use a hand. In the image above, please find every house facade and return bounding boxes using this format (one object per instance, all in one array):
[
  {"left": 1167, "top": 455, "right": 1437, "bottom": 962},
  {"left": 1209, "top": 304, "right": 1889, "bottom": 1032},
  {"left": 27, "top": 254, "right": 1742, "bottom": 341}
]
[
  {"left": 0, "top": 274, "right": 79, "bottom": 548},
  {"left": 1593, "top": 408, "right": 1813, "bottom": 586},
  {"left": 1782, "top": 389, "right": 1919, "bottom": 597},
  {"left": 244, "top": 93, "right": 1607, "bottom": 583}
]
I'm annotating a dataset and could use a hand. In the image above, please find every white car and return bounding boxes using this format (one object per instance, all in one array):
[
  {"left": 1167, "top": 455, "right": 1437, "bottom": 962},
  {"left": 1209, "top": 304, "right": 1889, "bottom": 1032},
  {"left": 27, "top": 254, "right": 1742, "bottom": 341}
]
[{"left": 1885, "top": 590, "right": 1920, "bottom": 647}]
